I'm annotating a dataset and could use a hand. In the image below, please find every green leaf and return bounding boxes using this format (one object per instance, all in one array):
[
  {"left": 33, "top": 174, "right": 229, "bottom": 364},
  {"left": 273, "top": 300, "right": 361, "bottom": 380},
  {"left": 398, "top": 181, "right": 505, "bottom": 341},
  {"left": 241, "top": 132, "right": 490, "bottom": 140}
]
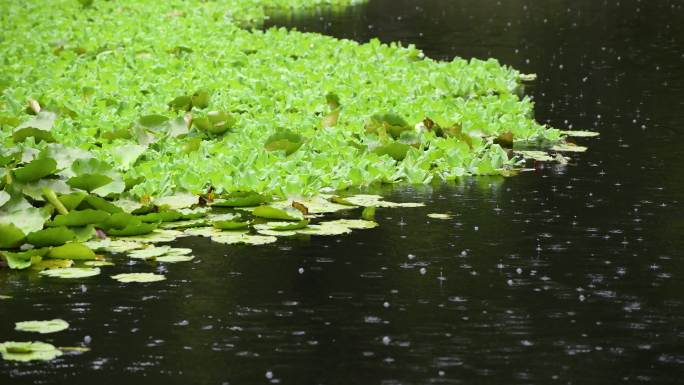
[
  {"left": 211, "top": 191, "right": 267, "bottom": 207},
  {"left": 107, "top": 222, "right": 157, "bottom": 237},
  {"left": 0, "top": 341, "right": 62, "bottom": 362},
  {"left": 111, "top": 273, "right": 166, "bottom": 283},
  {"left": 58, "top": 192, "right": 88, "bottom": 211},
  {"left": 48, "top": 209, "right": 110, "bottom": 227},
  {"left": 1, "top": 248, "right": 48, "bottom": 269},
  {"left": 373, "top": 142, "right": 410, "bottom": 161},
  {"left": 0, "top": 196, "right": 49, "bottom": 235},
  {"left": 213, "top": 220, "right": 250, "bottom": 230},
  {"left": 193, "top": 111, "right": 235, "bottom": 135},
  {"left": 361, "top": 206, "right": 376, "bottom": 221},
  {"left": 39, "top": 267, "right": 100, "bottom": 279},
  {"left": 154, "top": 193, "right": 198, "bottom": 210},
  {"left": 0, "top": 191, "right": 10, "bottom": 208},
  {"left": 26, "top": 227, "right": 76, "bottom": 247},
  {"left": 108, "top": 144, "right": 147, "bottom": 171},
  {"left": 264, "top": 130, "right": 304, "bottom": 155},
  {"left": 137, "top": 210, "right": 182, "bottom": 223},
  {"left": 13, "top": 158, "right": 57, "bottom": 183},
  {"left": 83, "top": 195, "right": 124, "bottom": 214},
  {"left": 0, "top": 224, "right": 25, "bottom": 249},
  {"left": 12, "top": 111, "right": 57, "bottom": 143},
  {"left": 168, "top": 95, "right": 192, "bottom": 111},
  {"left": 191, "top": 89, "right": 211, "bottom": 109},
  {"left": 46, "top": 242, "right": 96, "bottom": 260},
  {"left": 253, "top": 205, "right": 304, "bottom": 221},
  {"left": 15, "top": 319, "right": 69, "bottom": 334},
  {"left": 67, "top": 174, "right": 113, "bottom": 192}
]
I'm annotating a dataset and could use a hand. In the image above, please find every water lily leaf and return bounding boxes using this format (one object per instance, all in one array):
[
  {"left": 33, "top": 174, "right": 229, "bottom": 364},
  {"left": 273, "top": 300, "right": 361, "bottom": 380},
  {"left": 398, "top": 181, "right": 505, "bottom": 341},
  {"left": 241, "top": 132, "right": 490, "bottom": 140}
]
[
  {"left": 84, "top": 260, "right": 114, "bottom": 267},
  {"left": 111, "top": 273, "right": 165, "bottom": 283},
  {"left": 561, "top": 130, "right": 599, "bottom": 137},
  {"left": 26, "top": 227, "right": 76, "bottom": 247},
  {"left": 365, "top": 113, "right": 411, "bottom": 139},
  {"left": 183, "top": 226, "right": 227, "bottom": 238},
  {"left": 272, "top": 197, "right": 352, "bottom": 214},
  {"left": 213, "top": 220, "right": 250, "bottom": 230},
  {"left": 160, "top": 218, "right": 207, "bottom": 229},
  {"left": 168, "top": 116, "right": 191, "bottom": 138},
  {"left": 47, "top": 242, "right": 96, "bottom": 260},
  {"left": 15, "top": 319, "right": 69, "bottom": 334},
  {"left": 178, "top": 207, "right": 209, "bottom": 219},
  {"left": 329, "top": 196, "right": 355, "bottom": 206},
  {"left": 84, "top": 239, "right": 144, "bottom": 253},
  {"left": 0, "top": 341, "right": 62, "bottom": 362},
  {"left": 193, "top": 111, "right": 235, "bottom": 135},
  {"left": 0, "top": 224, "right": 25, "bottom": 249},
  {"left": 107, "top": 222, "right": 158, "bottom": 237},
  {"left": 168, "top": 95, "right": 192, "bottom": 112},
  {"left": 211, "top": 233, "right": 277, "bottom": 245},
  {"left": 156, "top": 255, "right": 194, "bottom": 263},
  {"left": 191, "top": 89, "right": 211, "bottom": 109},
  {"left": 263, "top": 220, "right": 309, "bottom": 231},
  {"left": 345, "top": 194, "right": 425, "bottom": 208},
  {"left": 0, "top": 196, "right": 49, "bottom": 235},
  {"left": 264, "top": 130, "right": 304, "bottom": 155},
  {"left": 1, "top": 248, "right": 48, "bottom": 269},
  {"left": 58, "top": 192, "right": 88, "bottom": 211},
  {"left": 211, "top": 191, "right": 267, "bottom": 207},
  {"left": 39, "top": 267, "right": 100, "bottom": 279},
  {"left": 48, "top": 209, "right": 110, "bottom": 227},
  {"left": 326, "top": 219, "right": 378, "bottom": 229},
  {"left": 154, "top": 193, "right": 198, "bottom": 210},
  {"left": 117, "top": 229, "right": 179, "bottom": 242},
  {"left": 138, "top": 210, "right": 182, "bottom": 223},
  {"left": 514, "top": 150, "right": 554, "bottom": 162},
  {"left": 83, "top": 196, "right": 123, "bottom": 214},
  {"left": 0, "top": 191, "right": 10, "bottom": 208},
  {"left": 12, "top": 111, "right": 57, "bottom": 143},
  {"left": 253, "top": 205, "right": 304, "bottom": 221},
  {"left": 139, "top": 114, "right": 169, "bottom": 129},
  {"left": 361, "top": 206, "right": 376, "bottom": 221},
  {"left": 296, "top": 222, "right": 353, "bottom": 236},
  {"left": 551, "top": 143, "right": 588, "bottom": 152},
  {"left": 21, "top": 179, "right": 71, "bottom": 201},
  {"left": 30, "top": 258, "right": 74, "bottom": 271},
  {"left": 67, "top": 174, "right": 113, "bottom": 192},
  {"left": 427, "top": 213, "right": 452, "bottom": 219},
  {"left": 108, "top": 144, "right": 147, "bottom": 171},
  {"left": 128, "top": 246, "right": 190, "bottom": 259},
  {"left": 13, "top": 158, "right": 57, "bottom": 183},
  {"left": 373, "top": 142, "right": 410, "bottom": 161}
]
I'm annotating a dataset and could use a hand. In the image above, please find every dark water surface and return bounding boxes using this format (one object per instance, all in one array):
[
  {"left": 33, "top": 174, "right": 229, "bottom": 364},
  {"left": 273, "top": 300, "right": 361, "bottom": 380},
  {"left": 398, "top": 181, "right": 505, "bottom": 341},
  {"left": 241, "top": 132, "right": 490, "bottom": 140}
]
[{"left": 3, "top": 0, "right": 684, "bottom": 384}]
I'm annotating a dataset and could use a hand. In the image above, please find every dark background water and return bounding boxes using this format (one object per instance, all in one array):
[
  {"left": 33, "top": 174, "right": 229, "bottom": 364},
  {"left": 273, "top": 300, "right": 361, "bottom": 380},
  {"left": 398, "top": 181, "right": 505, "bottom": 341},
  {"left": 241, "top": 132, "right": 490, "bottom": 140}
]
[{"left": 2, "top": 0, "right": 684, "bottom": 384}]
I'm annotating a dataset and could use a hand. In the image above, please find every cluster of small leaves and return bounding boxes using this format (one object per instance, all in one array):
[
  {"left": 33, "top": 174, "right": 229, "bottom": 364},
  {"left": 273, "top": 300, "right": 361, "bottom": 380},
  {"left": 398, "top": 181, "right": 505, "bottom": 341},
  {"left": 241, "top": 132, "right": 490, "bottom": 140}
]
[{"left": 0, "top": 0, "right": 568, "bottom": 203}]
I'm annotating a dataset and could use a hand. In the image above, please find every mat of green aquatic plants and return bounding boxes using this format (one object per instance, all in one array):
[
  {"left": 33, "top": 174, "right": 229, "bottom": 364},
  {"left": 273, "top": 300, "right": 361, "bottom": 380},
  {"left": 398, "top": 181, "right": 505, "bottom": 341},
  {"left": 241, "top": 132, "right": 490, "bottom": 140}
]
[{"left": 0, "top": 0, "right": 598, "bottom": 281}]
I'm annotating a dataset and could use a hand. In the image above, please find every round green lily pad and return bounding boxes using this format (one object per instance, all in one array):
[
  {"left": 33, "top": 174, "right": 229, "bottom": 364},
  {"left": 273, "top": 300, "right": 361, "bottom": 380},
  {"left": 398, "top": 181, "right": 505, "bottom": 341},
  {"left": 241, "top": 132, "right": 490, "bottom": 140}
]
[{"left": 15, "top": 319, "right": 69, "bottom": 334}]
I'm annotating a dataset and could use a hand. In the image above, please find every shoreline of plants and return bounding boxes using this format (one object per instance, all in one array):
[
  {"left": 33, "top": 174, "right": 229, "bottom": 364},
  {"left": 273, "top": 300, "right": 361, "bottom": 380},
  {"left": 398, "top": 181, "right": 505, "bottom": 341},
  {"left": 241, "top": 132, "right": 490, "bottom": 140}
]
[{"left": 0, "top": 0, "right": 597, "bottom": 272}]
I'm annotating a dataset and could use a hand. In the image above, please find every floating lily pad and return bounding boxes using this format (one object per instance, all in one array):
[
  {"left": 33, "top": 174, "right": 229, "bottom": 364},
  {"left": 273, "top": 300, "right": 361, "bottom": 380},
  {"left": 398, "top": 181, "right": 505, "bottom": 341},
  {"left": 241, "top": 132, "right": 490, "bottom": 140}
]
[
  {"left": 213, "top": 220, "right": 250, "bottom": 230},
  {"left": 156, "top": 255, "right": 195, "bottom": 263},
  {"left": 160, "top": 218, "right": 208, "bottom": 229},
  {"left": 551, "top": 143, "right": 588, "bottom": 152},
  {"left": 211, "top": 191, "right": 267, "bottom": 207},
  {"left": 345, "top": 194, "right": 425, "bottom": 208},
  {"left": 514, "top": 150, "right": 554, "bottom": 162},
  {"left": 84, "top": 260, "right": 114, "bottom": 267},
  {"left": 296, "top": 222, "right": 353, "bottom": 236},
  {"left": 427, "top": 213, "right": 452, "bottom": 220},
  {"left": 253, "top": 206, "right": 304, "bottom": 221},
  {"left": 39, "top": 267, "right": 100, "bottom": 279},
  {"left": 154, "top": 193, "right": 198, "bottom": 210},
  {"left": 326, "top": 219, "right": 378, "bottom": 229},
  {"left": 138, "top": 210, "right": 183, "bottom": 223},
  {"left": 119, "top": 229, "right": 182, "bottom": 243},
  {"left": 15, "top": 319, "right": 69, "bottom": 334},
  {"left": 0, "top": 341, "right": 62, "bottom": 362},
  {"left": 107, "top": 222, "right": 158, "bottom": 237},
  {"left": 211, "top": 233, "right": 277, "bottom": 245},
  {"left": 183, "top": 227, "right": 228, "bottom": 238},
  {"left": 193, "top": 111, "right": 235, "bottom": 135},
  {"left": 272, "top": 197, "right": 352, "bottom": 214},
  {"left": 111, "top": 273, "right": 166, "bottom": 283},
  {"left": 30, "top": 258, "right": 74, "bottom": 271},
  {"left": 560, "top": 130, "right": 600, "bottom": 137},
  {"left": 1, "top": 248, "right": 48, "bottom": 269},
  {"left": 84, "top": 239, "right": 144, "bottom": 253}
]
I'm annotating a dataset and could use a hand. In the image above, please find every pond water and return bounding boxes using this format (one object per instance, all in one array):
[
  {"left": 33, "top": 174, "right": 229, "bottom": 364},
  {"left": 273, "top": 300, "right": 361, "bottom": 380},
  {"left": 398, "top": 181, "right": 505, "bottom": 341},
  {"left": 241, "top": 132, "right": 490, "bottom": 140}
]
[{"left": 2, "top": 0, "right": 684, "bottom": 383}]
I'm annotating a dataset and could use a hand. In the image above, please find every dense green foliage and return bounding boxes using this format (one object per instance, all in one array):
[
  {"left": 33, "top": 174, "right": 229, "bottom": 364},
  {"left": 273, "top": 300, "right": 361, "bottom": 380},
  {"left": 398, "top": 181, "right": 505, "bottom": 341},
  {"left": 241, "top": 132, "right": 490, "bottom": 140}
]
[{"left": 0, "top": 0, "right": 574, "bottom": 271}]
